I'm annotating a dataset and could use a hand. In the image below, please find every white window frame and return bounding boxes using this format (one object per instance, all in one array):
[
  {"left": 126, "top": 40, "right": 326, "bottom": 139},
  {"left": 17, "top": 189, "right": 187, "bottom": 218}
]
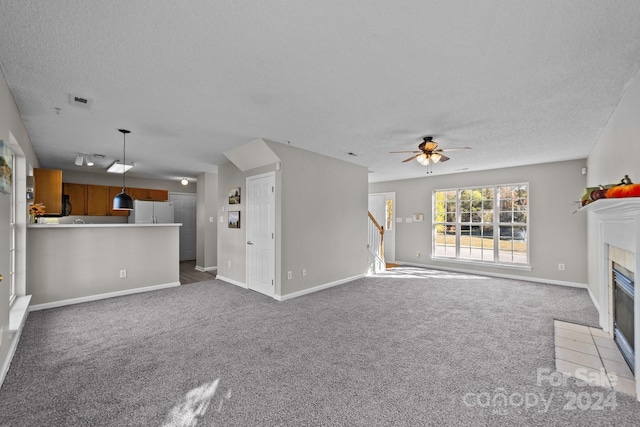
[
  {"left": 432, "top": 183, "right": 530, "bottom": 270},
  {"left": 9, "top": 148, "right": 17, "bottom": 304}
]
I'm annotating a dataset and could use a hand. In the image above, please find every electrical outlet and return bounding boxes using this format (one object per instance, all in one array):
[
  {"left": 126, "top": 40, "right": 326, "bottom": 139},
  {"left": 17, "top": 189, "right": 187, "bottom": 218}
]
[
  {"left": 120, "top": 269, "right": 127, "bottom": 278},
  {"left": 287, "top": 271, "right": 292, "bottom": 280},
  {"left": 302, "top": 269, "right": 307, "bottom": 277},
  {"left": 227, "top": 261, "right": 231, "bottom": 268},
  {"left": 558, "top": 263, "right": 565, "bottom": 271}
]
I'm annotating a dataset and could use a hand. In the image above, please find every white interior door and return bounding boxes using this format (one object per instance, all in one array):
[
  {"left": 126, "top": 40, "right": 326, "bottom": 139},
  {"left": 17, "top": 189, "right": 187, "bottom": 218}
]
[
  {"left": 170, "top": 193, "right": 197, "bottom": 261},
  {"left": 246, "top": 172, "right": 275, "bottom": 297}
]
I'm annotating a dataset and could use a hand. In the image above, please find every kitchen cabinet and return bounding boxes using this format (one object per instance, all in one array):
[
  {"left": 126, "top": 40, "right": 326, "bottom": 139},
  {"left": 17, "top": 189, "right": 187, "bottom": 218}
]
[
  {"left": 34, "top": 168, "right": 62, "bottom": 215},
  {"left": 87, "top": 185, "right": 110, "bottom": 216},
  {"left": 128, "top": 187, "right": 150, "bottom": 201},
  {"left": 148, "top": 189, "right": 169, "bottom": 201},
  {"left": 109, "top": 186, "right": 130, "bottom": 216},
  {"left": 61, "top": 182, "right": 168, "bottom": 216},
  {"left": 63, "top": 183, "right": 87, "bottom": 215}
]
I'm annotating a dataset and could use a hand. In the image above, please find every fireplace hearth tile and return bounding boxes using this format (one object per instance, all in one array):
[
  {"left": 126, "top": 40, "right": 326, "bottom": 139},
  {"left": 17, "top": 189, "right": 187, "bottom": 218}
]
[
  {"left": 602, "top": 358, "right": 634, "bottom": 380},
  {"left": 555, "top": 328, "right": 595, "bottom": 344},
  {"left": 554, "top": 320, "right": 636, "bottom": 398},
  {"left": 612, "top": 376, "right": 636, "bottom": 396}
]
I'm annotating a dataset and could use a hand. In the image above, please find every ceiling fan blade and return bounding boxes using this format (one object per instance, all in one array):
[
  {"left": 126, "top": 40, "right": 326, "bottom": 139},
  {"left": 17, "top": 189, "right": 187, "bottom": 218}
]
[
  {"left": 436, "top": 146, "right": 472, "bottom": 152},
  {"left": 439, "top": 154, "right": 450, "bottom": 162},
  {"left": 389, "top": 150, "right": 421, "bottom": 154},
  {"left": 402, "top": 154, "right": 420, "bottom": 163}
]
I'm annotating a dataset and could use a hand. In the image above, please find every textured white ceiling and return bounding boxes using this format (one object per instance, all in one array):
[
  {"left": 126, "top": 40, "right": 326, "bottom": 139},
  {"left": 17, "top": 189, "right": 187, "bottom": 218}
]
[{"left": 0, "top": 1, "right": 639, "bottom": 183}]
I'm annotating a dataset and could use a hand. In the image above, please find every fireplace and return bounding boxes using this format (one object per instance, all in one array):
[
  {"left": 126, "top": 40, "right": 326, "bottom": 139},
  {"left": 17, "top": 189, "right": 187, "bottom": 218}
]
[
  {"left": 585, "top": 198, "right": 640, "bottom": 400},
  {"left": 612, "top": 262, "right": 635, "bottom": 372}
]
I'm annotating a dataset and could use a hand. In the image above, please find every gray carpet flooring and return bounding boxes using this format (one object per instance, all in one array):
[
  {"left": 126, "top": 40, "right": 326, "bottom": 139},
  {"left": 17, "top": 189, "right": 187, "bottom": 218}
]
[{"left": 1, "top": 267, "right": 639, "bottom": 426}]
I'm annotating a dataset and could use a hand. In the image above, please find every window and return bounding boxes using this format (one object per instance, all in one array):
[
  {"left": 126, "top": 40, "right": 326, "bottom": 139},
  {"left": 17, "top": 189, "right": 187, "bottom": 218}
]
[
  {"left": 433, "top": 184, "right": 528, "bottom": 266},
  {"left": 9, "top": 150, "right": 16, "bottom": 303}
]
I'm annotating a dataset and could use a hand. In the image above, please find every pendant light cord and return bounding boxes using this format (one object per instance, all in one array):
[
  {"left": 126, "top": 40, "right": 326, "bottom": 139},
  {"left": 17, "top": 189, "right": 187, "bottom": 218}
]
[
  {"left": 122, "top": 132, "right": 126, "bottom": 191},
  {"left": 118, "top": 129, "right": 130, "bottom": 192}
]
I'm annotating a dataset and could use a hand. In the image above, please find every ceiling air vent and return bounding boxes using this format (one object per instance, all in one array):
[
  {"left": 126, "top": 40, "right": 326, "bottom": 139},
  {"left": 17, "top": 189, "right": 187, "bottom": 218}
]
[{"left": 69, "top": 94, "right": 92, "bottom": 109}]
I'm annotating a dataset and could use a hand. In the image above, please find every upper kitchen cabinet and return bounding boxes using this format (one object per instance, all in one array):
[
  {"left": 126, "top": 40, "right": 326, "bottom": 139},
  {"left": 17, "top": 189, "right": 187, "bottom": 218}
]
[
  {"left": 126, "top": 188, "right": 169, "bottom": 201},
  {"left": 87, "top": 185, "right": 110, "bottom": 216},
  {"left": 34, "top": 168, "right": 62, "bottom": 215},
  {"left": 63, "top": 183, "right": 87, "bottom": 215},
  {"left": 127, "top": 187, "right": 150, "bottom": 201},
  {"left": 148, "top": 189, "right": 169, "bottom": 201}
]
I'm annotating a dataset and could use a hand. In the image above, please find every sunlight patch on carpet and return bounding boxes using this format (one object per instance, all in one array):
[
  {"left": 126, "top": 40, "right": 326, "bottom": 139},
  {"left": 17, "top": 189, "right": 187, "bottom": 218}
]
[{"left": 163, "top": 379, "right": 221, "bottom": 427}]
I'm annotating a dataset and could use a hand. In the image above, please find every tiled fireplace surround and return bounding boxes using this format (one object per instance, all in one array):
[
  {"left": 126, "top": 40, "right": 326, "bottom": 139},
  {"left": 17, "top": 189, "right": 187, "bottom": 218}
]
[{"left": 587, "top": 198, "right": 640, "bottom": 400}]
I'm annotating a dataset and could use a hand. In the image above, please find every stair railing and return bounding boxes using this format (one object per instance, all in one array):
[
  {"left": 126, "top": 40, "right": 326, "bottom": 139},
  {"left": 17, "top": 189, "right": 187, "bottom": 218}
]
[{"left": 367, "top": 211, "right": 385, "bottom": 273}]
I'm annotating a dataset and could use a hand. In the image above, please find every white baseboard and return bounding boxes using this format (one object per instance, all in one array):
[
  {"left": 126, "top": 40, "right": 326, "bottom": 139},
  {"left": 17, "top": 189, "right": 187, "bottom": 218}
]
[
  {"left": 29, "top": 282, "right": 181, "bottom": 312},
  {"left": 275, "top": 274, "right": 365, "bottom": 301},
  {"left": 216, "top": 275, "right": 247, "bottom": 289},
  {"left": 399, "top": 262, "right": 588, "bottom": 289},
  {"left": 195, "top": 265, "right": 217, "bottom": 272}
]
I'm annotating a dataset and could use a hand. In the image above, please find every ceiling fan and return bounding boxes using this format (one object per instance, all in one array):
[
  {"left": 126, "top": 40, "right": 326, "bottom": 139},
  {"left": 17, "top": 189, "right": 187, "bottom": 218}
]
[{"left": 390, "top": 136, "right": 471, "bottom": 169}]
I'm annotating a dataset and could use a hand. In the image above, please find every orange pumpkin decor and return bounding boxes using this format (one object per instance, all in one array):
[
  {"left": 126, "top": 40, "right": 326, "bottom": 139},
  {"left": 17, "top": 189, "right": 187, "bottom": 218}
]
[{"left": 605, "top": 175, "right": 640, "bottom": 199}]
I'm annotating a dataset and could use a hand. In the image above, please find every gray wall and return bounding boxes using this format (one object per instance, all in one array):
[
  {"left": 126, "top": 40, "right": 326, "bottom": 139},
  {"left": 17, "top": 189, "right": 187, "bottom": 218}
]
[
  {"left": 586, "top": 68, "right": 640, "bottom": 300},
  {"left": 196, "top": 172, "right": 218, "bottom": 270},
  {"left": 217, "top": 140, "right": 369, "bottom": 297},
  {"left": 27, "top": 225, "right": 180, "bottom": 306},
  {"left": 369, "top": 159, "right": 588, "bottom": 285}
]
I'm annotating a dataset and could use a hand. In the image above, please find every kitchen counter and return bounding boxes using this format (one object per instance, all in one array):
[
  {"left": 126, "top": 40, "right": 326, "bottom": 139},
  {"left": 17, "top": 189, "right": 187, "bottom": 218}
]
[
  {"left": 27, "top": 223, "right": 181, "bottom": 308},
  {"left": 28, "top": 223, "right": 181, "bottom": 228}
]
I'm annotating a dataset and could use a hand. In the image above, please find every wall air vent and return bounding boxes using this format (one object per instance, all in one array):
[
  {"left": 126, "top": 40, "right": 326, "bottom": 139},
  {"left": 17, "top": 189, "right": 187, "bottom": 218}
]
[{"left": 69, "top": 94, "right": 92, "bottom": 109}]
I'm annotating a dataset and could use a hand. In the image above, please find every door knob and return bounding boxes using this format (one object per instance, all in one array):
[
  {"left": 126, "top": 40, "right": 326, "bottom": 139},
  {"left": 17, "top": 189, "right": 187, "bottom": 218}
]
[
  {"left": 247, "top": 241, "right": 254, "bottom": 245},
  {"left": 0, "top": 274, "right": 3, "bottom": 282}
]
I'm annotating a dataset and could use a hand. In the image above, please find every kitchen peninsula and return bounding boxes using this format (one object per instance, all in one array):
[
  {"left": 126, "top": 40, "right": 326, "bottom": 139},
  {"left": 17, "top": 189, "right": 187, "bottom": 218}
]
[{"left": 27, "top": 223, "right": 181, "bottom": 308}]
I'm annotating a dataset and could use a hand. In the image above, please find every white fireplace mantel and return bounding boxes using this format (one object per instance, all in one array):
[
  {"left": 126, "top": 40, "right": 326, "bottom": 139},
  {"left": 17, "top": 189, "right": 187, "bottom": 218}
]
[{"left": 584, "top": 197, "right": 640, "bottom": 399}]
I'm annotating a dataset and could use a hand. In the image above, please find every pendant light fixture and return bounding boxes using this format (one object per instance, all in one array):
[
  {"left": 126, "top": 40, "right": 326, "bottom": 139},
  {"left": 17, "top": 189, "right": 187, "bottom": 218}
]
[{"left": 113, "top": 129, "right": 134, "bottom": 210}]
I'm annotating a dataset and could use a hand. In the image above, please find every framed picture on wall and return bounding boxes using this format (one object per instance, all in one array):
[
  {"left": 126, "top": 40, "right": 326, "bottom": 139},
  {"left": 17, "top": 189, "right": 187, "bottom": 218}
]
[
  {"left": 0, "top": 140, "right": 14, "bottom": 194},
  {"left": 228, "top": 187, "right": 240, "bottom": 204},
  {"left": 228, "top": 211, "right": 240, "bottom": 228}
]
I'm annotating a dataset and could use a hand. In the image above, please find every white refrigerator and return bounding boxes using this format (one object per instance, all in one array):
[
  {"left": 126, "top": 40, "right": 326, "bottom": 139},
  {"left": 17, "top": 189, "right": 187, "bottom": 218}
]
[{"left": 128, "top": 200, "right": 175, "bottom": 224}]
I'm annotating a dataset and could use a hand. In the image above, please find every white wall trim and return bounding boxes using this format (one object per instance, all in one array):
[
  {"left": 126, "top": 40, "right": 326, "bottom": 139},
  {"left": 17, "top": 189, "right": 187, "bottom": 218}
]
[
  {"left": 275, "top": 274, "right": 365, "bottom": 301},
  {"left": 587, "top": 286, "right": 601, "bottom": 318},
  {"left": 400, "top": 262, "right": 588, "bottom": 289},
  {"left": 29, "top": 282, "right": 180, "bottom": 312},
  {"left": 0, "top": 315, "right": 27, "bottom": 389},
  {"left": 195, "top": 265, "right": 217, "bottom": 272},
  {"left": 216, "top": 275, "right": 248, "bottom": 289}
]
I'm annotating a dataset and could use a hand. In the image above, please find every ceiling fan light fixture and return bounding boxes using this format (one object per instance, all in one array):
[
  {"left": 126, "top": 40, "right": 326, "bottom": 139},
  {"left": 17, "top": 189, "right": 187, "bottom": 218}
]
[
  {"left": 431, "top": 153, "right": 442, "bottom": 163},
  {"left": 417, "top": 154, "right": 429, "bottom": 165},
  {"left": 74, "top": 154, "right": 84, "bottom": 166}
]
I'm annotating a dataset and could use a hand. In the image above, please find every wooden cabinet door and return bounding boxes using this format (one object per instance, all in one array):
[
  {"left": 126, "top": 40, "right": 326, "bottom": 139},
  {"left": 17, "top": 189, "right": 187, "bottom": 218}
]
[
  {"left": 33, "top": 168, "right": 62, "bottom": 215},
  {"left": 128, "top": 187, "right": 149, "bottom": 200},
  {"left": 87, "top": 185, "right": 110, "bottom": 216},
  {"left": 63, "top": 183, "right": 87, "bottom": 215},
  {"left": 109, "top": 186, "right": 130, "bottom": 216},
  {"left": 148, "top": 189, "right": 169, "bottom": 201}
]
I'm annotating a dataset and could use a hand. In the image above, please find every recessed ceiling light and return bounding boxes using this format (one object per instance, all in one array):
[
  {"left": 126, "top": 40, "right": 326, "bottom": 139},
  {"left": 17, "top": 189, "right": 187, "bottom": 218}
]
[{"left": 181, "top": 178, "right": 189, "bottom": 186}]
